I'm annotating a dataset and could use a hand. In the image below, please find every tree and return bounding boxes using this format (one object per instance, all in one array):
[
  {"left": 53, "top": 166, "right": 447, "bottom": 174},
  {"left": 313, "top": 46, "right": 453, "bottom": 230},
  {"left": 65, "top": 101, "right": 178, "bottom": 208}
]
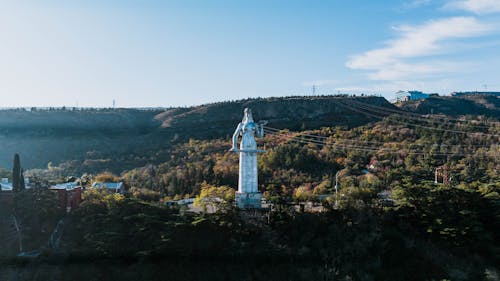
[
  {"left": 12, "top": 154, "right": 23, "bottom": 192},
  {"left": 20, "top": 169, "right": 25, "bottom": 190},
  {"left": 94, "top": 172, "right": 120, "bottom": 183},
  {"left": 193, "top": 183, "right": 235, "bottom": 213}
]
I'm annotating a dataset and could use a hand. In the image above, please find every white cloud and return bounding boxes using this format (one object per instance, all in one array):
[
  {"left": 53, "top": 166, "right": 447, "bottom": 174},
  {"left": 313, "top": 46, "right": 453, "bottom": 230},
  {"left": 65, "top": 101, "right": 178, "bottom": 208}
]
[
  {"left": 402, "top": 0, "right": 432, "bottom": 10},
  {"left": 445, "top": 0, "right": 500, "bottom": 14},
  {"left": 367, "top": 61, "right": 471, "bottom": 80},
  {"left": 346, "top": 17, "right": 492, "bottom": 81}
]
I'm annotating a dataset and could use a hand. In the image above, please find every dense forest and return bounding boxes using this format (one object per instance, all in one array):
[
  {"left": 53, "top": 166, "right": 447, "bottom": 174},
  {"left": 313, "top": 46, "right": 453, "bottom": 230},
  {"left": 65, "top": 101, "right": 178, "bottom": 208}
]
[{"left": 0, "top": 95, "right": 499, "bottom": 280}]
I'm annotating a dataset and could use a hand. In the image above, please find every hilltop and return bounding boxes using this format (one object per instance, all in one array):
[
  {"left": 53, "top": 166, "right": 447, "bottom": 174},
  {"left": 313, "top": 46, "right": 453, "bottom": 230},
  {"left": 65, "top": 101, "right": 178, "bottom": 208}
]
[
  {"left": 0, "top": 94, "right": 497, "bottom": 173},
  {"left": 155, "top": 95, "right": 395, "bottom": 139},
  {"left": 398, "top": 94, "right": 500, "bottom": 118},
  {"left": 0, "top": 96, "right": 394, "bottom": 171}
]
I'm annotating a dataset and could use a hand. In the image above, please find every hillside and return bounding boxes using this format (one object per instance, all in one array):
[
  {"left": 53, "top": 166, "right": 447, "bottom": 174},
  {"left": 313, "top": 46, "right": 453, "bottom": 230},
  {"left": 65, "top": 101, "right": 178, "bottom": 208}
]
[
  {"left": 2, "top": 97, "right": 499, "bottom": 280},
  {"left": 0, "top": 94, "right": 497, "bottom": 173},
  {"left": 0, "top": 109, "right": 165, "bottom": 170},
  {"left": 398, "top": 94, "right": 500, "bottom": 118},
  {"left": 0, "top": 108, "right": 161, "bottom": 133},
  {"left": 155, "top": 95, "right": 395, "bottom": 139},
  {"left": 0, "top": 96, "right": 394, "bottom": 171}
]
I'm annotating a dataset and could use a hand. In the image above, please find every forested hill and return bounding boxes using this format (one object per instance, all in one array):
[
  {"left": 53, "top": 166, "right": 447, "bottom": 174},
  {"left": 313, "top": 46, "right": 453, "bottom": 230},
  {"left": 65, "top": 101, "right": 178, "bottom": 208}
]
[
  {"left": 0, "top": 94, "right": 497, "bottom": 171},
  {"left": 0, "top": 108, "right": 162, "bottom": 134},
  {"left": 0, "top": 109, "right": 164, "bottom": 170},
  {"left": 398, "top": 94, "right": 500, "bottom": 118},
  {"left": 0, "top": 96, "right": 393, "bottom": 170},
  {"left": 155, "top": 96, "right": 394, "bottom": 139}
]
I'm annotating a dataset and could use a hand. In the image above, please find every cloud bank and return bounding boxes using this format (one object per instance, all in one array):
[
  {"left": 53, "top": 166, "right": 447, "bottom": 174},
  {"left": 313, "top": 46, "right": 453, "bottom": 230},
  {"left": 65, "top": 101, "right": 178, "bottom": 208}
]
[
  {"left": 445, "top": 0, "right": 500, "bottom": 14},
  {"left": 346, "top": 17, "right": 493, "bottom": 81}
]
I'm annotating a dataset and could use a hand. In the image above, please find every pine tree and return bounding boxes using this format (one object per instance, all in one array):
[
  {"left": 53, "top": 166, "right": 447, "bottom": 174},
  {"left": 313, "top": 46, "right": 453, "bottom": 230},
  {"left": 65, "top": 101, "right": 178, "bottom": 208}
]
[{"left": 12, "top": 153, "right": 21, "bottom": 192}]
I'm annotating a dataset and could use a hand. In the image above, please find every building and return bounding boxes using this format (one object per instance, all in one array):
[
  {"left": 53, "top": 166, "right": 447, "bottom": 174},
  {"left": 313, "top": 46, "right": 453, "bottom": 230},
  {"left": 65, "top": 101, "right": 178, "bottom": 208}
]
[
  {"left": 0, "top": 178, "right": 14, "bottom": 205},
  {"left": 0, "top": 177, "right": 30, "bottom": 191},
  {"left": 50, "top": 182, "right": 82, "bottom": 212},
  {"left": 165, "top": 198, "right": 195, "bottom": 207},
  {"left": 91, "top": 182, "right": 125, "bottom": 194},
  {"left": 396, "top": 90, "right": 438, "bottom": 101}
]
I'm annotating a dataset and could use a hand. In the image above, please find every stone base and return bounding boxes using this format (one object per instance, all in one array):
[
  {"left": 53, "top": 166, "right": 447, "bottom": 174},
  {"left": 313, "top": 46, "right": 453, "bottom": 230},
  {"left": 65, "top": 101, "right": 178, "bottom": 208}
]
[{"left": 235, "top": 192, "right": 262, "bottom": 209}]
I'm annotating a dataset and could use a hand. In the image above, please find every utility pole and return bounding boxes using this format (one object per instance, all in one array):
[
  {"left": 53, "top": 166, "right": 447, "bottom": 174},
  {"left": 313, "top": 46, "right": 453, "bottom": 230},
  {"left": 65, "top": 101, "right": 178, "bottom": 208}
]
[
  {"left": 312, "top": 85, "right": 317, "bottom": 96},
  {"left": 434, "top": 167, "right": 439, "bottom": 184},
  {"left": 334, "top": 171, "right": 340, "bottom": 208},
  {"left": 13, "top": 216, "right": 23, "bottom": 253}
]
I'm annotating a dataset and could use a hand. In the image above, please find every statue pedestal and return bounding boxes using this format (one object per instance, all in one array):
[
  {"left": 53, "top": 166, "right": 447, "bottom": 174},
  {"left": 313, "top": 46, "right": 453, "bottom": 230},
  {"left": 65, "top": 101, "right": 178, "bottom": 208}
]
[{"left": 235, "top": 192, "right": 262, "bottom": 209}]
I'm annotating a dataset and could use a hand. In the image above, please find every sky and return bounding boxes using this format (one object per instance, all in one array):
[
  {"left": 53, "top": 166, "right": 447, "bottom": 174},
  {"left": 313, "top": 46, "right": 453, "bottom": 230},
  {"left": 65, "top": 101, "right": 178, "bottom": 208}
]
[{"left": 0, "top": 0, "right": 499, "bottom": 107}]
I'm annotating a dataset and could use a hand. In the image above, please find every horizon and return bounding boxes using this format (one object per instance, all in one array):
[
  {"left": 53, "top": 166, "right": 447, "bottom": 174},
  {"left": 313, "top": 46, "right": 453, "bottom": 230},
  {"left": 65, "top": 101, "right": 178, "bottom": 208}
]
[
  {"left": 1, "top": 0, "right": 500, "bottom": 107},
  {"left": 0, "top": 91, "right": 466, "bottom": 109}
]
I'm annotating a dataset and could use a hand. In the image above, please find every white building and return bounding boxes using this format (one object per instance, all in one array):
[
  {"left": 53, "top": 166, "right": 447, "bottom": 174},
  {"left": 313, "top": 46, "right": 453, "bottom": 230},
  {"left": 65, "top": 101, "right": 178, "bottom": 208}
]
[
  {"left": 91, "top": 182, "right": 125, "bottom": 194},
  {"left": 0, "top": 177, "right": 30, "bottom": 191}
]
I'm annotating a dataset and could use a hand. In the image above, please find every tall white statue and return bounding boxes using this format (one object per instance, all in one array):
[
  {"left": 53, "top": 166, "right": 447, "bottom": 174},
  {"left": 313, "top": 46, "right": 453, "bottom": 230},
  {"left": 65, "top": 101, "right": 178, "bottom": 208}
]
[{"left": 230, "top": 108, "right": 267, "bottom": 208}]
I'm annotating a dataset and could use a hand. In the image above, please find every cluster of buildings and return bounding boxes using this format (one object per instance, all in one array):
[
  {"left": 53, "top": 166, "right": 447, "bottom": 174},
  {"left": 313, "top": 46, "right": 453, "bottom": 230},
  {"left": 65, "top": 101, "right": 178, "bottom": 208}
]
[
  {"left": 0, "top": 178, "right": 125, "bottom": 212},
  {"left": 396, "top": 90, "right": 439, "bottom": 101}
]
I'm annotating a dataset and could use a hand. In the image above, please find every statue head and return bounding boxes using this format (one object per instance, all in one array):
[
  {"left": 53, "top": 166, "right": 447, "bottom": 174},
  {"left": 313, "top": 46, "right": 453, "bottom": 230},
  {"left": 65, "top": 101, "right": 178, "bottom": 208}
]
[{"left": 242, "top": 108, "right": 254, "bottom": 124}]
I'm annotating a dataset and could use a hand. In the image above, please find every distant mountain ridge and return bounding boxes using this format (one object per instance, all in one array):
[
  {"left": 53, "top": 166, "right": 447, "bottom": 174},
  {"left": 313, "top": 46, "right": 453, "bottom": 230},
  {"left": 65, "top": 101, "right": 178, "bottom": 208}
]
[
  {"left": 0, "top": 108, "right": 162, "bottom": 134},
  {"left": 0, "top": 94, "right": 497, "bottom": 171}
]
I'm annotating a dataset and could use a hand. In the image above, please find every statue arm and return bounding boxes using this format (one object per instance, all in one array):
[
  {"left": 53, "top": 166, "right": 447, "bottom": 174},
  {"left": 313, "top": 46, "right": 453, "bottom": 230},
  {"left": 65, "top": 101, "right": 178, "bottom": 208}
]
[{"left": 230, "top": 122, "right": 243, "bottom": 151}]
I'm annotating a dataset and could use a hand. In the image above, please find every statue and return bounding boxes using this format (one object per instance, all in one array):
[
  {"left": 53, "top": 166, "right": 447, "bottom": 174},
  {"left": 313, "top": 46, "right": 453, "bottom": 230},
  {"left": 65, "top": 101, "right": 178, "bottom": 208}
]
[{"left": 230, "top": 108, "right": 267, "bottom": 208}]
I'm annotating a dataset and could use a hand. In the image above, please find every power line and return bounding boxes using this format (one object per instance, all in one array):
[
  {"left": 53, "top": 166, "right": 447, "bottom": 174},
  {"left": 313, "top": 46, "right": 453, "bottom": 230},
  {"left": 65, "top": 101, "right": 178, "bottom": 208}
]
[
  {"left": 265, "top": 130, "right": 499, "bottom": 158},
  {"left": 336, "top": 100, "right": 500, "bottom": 138},
  {"left": 263, "top": 128, "right": 500, "bottom": 157},
  {"left": 349, "top": 99, "right": 500, "bottom": 132},
  {"left": 349, "top": 98, "right": 499, "bottom": 129},
  {"left": 264, "top": 126, "right": 391, "bottom": 145},
  {"left": 264, "top": 126, "right": 495, "bottom": 149}
]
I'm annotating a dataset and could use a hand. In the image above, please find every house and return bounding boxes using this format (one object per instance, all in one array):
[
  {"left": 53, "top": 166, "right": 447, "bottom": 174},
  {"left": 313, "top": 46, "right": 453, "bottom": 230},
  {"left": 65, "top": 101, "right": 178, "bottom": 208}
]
[
  {"left": 165, "top": 197, "right": 195, "bottom": 207},
  {"left": 49, "top": 182, "right": 82, "bottom": 212},
  {"left": 367, "top": 158, "right": 381, "bottom": 172},
  {"left": 91, "top": 182, "right": 125, "bottom": 194},
  {"left": 0, "top": 178, "right": 12, "bottom": 192},
  {"left": 0, "top": 177, "right": 31, "bottom": 191},
  {"left": 0, "top": 178, "right": 14, "bottom": 205}
]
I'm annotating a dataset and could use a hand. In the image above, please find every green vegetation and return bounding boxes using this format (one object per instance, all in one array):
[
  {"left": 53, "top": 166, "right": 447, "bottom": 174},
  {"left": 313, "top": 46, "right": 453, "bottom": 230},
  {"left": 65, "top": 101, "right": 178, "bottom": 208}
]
[
  {"left": 43, "top": 181, "right": 497, "bottom": 280},
  {"left": 0, "top": 96, "right": 499, "bottom": 280},
  {"left": 0, "top": 96, "right": 390, "bottom": 172}
]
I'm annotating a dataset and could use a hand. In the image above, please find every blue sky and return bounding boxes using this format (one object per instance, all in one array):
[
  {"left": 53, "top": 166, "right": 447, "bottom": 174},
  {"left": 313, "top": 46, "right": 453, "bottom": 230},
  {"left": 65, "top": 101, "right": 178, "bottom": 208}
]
[{"left": 1, "top": 0, "right": 499, "bottom": 107}]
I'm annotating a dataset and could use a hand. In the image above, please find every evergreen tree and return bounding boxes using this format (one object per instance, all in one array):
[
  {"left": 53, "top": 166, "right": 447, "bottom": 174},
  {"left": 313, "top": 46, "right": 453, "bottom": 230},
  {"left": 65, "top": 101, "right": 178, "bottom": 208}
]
[
  {"left": 20, "top": 169, "right": 26, "bottom": 190},
  {"left": 12, "top": 153, "right": 21, "bottom": 192}
]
